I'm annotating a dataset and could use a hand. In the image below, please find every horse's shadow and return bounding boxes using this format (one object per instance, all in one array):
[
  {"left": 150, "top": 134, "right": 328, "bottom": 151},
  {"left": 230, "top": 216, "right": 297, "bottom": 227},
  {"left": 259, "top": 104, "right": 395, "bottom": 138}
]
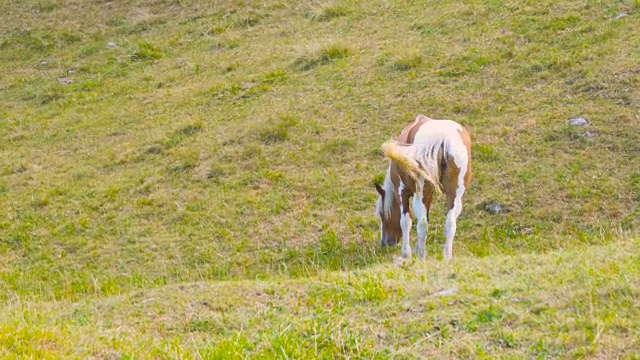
[{"left": 255, "top": 240, "right": 404, "bottom": 279}]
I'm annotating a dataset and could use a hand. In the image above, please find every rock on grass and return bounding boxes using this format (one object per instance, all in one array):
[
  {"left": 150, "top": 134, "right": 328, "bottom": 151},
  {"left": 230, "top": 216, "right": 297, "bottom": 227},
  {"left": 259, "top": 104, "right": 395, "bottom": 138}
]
[{"left": 568, "top": 117, "right": 588, "bottom": 126}]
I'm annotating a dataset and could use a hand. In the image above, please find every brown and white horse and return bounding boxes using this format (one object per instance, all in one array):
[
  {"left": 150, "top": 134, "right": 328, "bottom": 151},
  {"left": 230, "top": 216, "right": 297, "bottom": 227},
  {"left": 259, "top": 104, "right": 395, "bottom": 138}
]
[{"left": 375, "top": 115, "right": 472, "bottom": 261}]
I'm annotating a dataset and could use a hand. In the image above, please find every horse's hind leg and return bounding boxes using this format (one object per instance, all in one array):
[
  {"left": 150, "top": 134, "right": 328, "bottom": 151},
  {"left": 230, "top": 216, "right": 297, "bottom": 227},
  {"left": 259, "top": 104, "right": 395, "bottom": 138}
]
[{"left": 442, "top": 156, "right": 469, "bottom": 262}]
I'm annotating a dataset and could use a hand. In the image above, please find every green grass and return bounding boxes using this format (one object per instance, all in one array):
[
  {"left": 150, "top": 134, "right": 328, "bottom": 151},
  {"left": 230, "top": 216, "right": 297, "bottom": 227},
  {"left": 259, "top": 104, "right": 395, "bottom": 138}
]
[
  {"left": 1, "top": 238, "right": 638, "bottom": 358},
  {"left": 0, "top": 0, "right": 639, "bottom": 356}
]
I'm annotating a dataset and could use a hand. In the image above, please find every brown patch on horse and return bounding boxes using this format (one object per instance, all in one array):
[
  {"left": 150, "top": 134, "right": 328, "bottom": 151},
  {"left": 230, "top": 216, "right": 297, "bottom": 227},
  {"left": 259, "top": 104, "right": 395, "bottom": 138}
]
[
  {"left": 402, "top": 115, "right": 431, "bottom": 144},
  {"left": 441, "top": 127, "right": 472, "bottom": 210},
  {"left": 458, "top": 127, "right": 472, "bottom": 188},
  {"left": 441, "top": 156, "right": 462, "bottom": 210}
]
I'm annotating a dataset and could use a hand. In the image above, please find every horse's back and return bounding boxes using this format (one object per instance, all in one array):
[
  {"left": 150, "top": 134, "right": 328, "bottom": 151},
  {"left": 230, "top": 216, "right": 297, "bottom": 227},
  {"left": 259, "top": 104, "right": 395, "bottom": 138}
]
[
  {"left": 419, "top": 119, "right": 471, "bottom": 189},
  {"left": 397, "top": 115, "right": 431, "bottom": 144},
  {"left": 399, "top": 116, "right": 469, "bottom": 140},
  {"left": 415, "top": 119, "right": 467, "bottom": 138},
  {"left": 406, "top": 116, "right": 472, "bottom": 188}
]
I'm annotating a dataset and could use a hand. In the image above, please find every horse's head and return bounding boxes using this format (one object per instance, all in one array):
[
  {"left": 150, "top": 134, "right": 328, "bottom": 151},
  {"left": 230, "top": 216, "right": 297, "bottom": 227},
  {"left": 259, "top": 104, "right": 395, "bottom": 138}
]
[{"left": 375, "top": 182, "right": 402, "bottom": 246}]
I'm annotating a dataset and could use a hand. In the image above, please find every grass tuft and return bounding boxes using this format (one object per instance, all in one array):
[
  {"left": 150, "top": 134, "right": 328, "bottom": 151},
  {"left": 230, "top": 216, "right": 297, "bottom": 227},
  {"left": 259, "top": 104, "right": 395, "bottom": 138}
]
[
  {"left": 129, "top": 41, "right": 163, "bottom": 61},
  {"left": 32, "top": 0, "right": 57, "bottom": 12},
  {"left": 257, "top": 114, "right": 299, "bottom": 143},
  {"left": 316, "top": 3, "right": 350, "bottom": 21},
  {"left": 392, "top": 50, "right": 424, "bottom": 70},
  {"left": 292, "top": 42, "right": 351, "bottom": 71}
]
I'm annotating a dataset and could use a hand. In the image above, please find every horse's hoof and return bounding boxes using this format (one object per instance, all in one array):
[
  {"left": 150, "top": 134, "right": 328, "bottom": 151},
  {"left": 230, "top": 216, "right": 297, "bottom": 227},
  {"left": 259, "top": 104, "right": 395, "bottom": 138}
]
[{"left": 380, "top": 239, "right": 398, "bottom": 247}]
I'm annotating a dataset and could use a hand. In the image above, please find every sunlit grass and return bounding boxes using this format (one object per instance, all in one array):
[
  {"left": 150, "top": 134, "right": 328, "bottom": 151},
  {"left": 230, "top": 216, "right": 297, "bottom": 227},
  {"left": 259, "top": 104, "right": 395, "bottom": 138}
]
[{"left": 0, "top": 0, "right": 638, "bottom": 356}]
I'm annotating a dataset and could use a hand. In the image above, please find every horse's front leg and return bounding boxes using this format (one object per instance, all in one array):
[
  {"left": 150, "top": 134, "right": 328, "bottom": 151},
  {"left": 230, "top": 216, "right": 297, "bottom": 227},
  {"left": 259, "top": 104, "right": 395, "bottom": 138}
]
[
  {"left": 400, "top": 210, "right": 412, "bottom": 258},
  {"left": 412, "top": 185, "right": 428, "bottom": 259},
  {"left": 400, "top": 184, "right": 413, "bottom": 258},
  {"left": 415, "top": 185, "right": 434, "bottom": 259}
]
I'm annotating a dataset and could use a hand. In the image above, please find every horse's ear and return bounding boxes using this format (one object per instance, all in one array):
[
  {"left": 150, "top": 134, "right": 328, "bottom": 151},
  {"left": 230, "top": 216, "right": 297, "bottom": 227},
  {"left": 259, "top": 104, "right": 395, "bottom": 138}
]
[{"left": 375, "top": 183, "right": 385, "bottom": 197}]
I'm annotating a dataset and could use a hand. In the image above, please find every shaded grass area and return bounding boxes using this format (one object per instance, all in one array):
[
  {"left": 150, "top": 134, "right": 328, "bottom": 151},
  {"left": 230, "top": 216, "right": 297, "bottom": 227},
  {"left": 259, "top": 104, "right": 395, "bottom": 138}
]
[
  {"left": 1, "top": 237, "right": 638, "bottom": 358},
  {"left": 0, "top": 0, "right": 638, "bottom": 303}
]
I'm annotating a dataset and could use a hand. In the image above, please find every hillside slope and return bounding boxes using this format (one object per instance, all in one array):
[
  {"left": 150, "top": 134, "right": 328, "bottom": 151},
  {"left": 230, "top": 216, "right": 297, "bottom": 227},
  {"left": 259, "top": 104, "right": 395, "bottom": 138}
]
[
  {"left": 2, "top": 237, "right": 639, "bottom": 358},
  {"left": 1, "top": 0, "right": 638, "bottom": 302},
  {"left": 0, "top": 0, "right": 639, "bottom": 357}
]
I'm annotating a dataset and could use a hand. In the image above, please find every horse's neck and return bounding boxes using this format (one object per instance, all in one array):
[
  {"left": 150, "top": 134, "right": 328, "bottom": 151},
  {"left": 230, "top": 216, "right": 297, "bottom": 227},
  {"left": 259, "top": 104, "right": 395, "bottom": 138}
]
[{"left": 391, "top": 162, "right": 419, "bottom": 194}]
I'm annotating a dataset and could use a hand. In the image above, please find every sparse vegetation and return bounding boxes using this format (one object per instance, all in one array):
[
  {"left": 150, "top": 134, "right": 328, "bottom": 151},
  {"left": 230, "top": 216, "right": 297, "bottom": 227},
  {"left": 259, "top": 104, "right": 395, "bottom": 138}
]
[
  {"left": 0, "top": 0, "right": 638, "bottom": 357},
  {"left": 316, "top": 3, "right": 351, "bottom": 21},
  {"left": 293, "top": 42, "right": 351, "bottom": 70},
  {"left": 1, "top": 238, "right": 638, "bottom": 357},
  {"left": 392, "top": 50, "right": 424, "bottom": 70}
]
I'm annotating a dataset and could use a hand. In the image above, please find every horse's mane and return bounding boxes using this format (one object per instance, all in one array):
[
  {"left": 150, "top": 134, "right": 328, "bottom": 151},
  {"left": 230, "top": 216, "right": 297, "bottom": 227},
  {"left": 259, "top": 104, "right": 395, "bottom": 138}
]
[
  {"left": 381, "top": 140, "right": 443, "bottom": 195},
  {"left": 380, "top": 167, "right": 394, "bottom": 219}
]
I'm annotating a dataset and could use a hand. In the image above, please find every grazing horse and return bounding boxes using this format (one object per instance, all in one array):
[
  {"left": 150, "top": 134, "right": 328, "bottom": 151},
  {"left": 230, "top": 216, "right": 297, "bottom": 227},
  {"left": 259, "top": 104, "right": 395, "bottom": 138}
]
[{"left": 374, "top": 115, "right": 472, "bottom": 261}]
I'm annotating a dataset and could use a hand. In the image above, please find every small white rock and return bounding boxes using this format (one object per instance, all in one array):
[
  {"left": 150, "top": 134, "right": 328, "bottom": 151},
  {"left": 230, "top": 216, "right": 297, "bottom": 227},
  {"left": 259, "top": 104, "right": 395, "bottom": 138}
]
[
  {"left": 107, "top": 42, "right": 117, "bottom": 48},
  {"left": 568, "top": 117, "right": 588, "bottom": 126},
  {"left": 429, "top": 288, "right": 457, "bottom": 297},
  {"left": 40, "top": 60, "right": 48, "bottom": 65},
  {"left": 485, "top": 203, "right": 506, "bottom": 214},
  {"left": 614, "top": 12, "right": 627, "bottom": 20}
]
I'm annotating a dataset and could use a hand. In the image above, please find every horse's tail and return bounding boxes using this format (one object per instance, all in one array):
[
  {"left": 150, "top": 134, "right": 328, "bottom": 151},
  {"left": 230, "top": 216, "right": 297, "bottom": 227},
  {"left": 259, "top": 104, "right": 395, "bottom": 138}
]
[{"left": 381, "top": 140, "right": 442, "bottom": 194}]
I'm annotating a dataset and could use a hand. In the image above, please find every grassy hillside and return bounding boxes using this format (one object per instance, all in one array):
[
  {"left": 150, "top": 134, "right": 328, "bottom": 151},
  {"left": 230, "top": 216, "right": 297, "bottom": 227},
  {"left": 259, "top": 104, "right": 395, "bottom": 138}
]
[
  {"left": 2, "top": 238, "right": 639, "bottom": 358},
  {"left": 0, "top": 0, "right": 638, "bottom": 357}
]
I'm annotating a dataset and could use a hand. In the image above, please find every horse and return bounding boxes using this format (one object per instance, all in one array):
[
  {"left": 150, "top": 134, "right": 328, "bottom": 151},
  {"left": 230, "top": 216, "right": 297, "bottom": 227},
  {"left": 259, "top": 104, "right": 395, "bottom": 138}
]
[{"left": 374, "top": 115, "right": 472, "bottom": 261}]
